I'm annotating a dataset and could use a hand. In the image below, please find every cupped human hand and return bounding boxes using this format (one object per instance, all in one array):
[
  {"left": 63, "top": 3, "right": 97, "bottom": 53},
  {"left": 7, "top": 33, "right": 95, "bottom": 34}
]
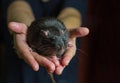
[
  {"left": 54, "top": 27, "right": 89, "bottom": 75},
  {"left": 8, "top": 22, "right": 57, "bottom": 73}
]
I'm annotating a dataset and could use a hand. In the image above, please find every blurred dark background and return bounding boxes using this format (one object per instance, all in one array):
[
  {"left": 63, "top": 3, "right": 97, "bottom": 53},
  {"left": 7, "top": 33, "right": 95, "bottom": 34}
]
[
  {"left": 0, "top": 0, "right": 6, "bottom": 82},
  {"left": 79, "top": 0, "right": 120, "bottom": 83},
  {"left": 0, "top": 0, "right": 120, "bottom": 83}
]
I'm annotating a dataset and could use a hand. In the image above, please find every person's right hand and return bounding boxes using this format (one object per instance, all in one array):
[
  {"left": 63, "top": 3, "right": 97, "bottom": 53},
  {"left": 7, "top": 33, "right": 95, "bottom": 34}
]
[{"left": 8, "top": 22, "right": 58, "bottom": 73}]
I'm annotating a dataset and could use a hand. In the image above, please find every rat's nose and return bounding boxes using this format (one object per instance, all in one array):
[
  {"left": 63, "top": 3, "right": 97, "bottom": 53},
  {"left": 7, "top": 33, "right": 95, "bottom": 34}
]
[
  {"left": 57, "top": 44, "right": 62, "bottom": 50},
  {"left": 51, "top": 37, "right": 64, "bottom": 50}
]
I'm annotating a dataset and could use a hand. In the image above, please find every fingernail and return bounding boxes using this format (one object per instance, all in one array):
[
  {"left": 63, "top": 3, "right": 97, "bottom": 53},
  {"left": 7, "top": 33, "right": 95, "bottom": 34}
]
[
  {"left": 58, "top": 69, "right": 63, "bottom": 75},
  {"left": 64, "top": 60, "right": 69, "bottom": 66},
  {"left": 47, "top": 65, "right": 55, "bottom": 73},
  {"left": 34, "top": 64, "right": 39, "bottom": 71},
  {"left": 57, "top": 66, "right": 65, "bottom": 75},
  {"left": 51, "top": 66, "right": 55, "bottom": 72}
]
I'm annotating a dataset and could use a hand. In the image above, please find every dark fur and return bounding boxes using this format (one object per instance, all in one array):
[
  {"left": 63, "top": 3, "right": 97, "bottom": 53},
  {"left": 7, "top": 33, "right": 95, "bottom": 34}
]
[{"left": 26, "top": 17, "right": 69, "bottom": 57}]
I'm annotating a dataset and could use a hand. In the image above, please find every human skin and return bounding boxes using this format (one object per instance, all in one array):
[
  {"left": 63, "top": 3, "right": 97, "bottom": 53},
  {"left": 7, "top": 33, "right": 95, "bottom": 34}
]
[{"left": 7, "top": 0, "right": 89, "bottom": 75}]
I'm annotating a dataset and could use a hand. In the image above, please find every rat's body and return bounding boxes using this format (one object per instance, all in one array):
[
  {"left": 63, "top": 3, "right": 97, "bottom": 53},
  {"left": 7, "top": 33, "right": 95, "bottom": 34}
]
[
  {"left": 27, "top": 17, "right": 69, "bottom": 57},
  {"left": 26, "top": 17, "right": 69, "bottom": 83}
]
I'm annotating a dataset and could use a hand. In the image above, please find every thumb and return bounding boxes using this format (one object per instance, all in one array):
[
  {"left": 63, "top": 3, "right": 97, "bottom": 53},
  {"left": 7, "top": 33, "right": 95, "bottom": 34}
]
[
  {"left": 70, "top": 27, "right": 89, "bottom": 38},
  {"left": 8, "top": 22, "right": 27, "bottom": 34}
]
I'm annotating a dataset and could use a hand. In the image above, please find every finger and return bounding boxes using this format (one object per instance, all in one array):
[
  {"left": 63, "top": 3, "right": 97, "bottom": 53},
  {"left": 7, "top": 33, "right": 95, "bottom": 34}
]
[
  {"left": 47, "top": 56, "right": 60, "bottom": 67},
  {"left": 8, "top": 22, "right": 27, "bottom": 34},
  {"left": 61, "top": 47, "right": 76, "bottom": 66},
  {"left": 21, "top": 49, "right": 39, "bottom": 71},
  {"left": 70, "top": 27, "right": 89, "bottom": 38},
  {"left": 32, "top": 52, "right": 56, "bottom": 73},
  {"left": 55, "top": 65, "right": 65, "bottom": 75},
  {"left": 15, "top": 37, "right": 39, "bottom": 71}
]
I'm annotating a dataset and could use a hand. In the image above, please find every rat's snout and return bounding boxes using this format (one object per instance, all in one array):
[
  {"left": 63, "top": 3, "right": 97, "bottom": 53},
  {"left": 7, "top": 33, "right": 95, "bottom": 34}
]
[
  {"left": 52, "top": 42, "right": 61, "bottom": 49},
  {"left": 51, "top": 38, "right": 63, "bottom": 50},
  {"left": 56, "top": 44, "right": 62, "bottom": 50}
]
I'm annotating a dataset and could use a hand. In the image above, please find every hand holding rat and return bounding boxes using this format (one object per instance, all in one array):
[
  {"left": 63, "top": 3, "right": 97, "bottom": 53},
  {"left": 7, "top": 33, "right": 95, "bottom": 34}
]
[
  {"left": 54, "top": 27, "right": 89, "bottom": 74},
  {"left": 8, "top": 22, "right": 56, "bottom": 73},
  {"left": 8, "top": 22, "right": 89, "bottom": 75}
]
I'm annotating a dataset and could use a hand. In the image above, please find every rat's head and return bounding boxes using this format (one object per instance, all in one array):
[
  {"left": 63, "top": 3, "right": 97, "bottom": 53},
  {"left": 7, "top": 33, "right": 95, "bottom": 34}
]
[{"left": 27, "top": 17, "right": 69, "bottom": 57}]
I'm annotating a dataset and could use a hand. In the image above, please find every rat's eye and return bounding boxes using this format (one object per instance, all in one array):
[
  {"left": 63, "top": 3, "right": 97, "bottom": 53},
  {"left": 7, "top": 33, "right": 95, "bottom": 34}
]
[{"left": 40, "top": 30, "right": 49, "bottom": 37}]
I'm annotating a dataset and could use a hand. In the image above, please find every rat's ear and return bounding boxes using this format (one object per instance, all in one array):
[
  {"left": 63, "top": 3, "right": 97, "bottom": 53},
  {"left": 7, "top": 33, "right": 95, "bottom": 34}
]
[{"left": 40, "top": 30, "right": 49, "bottom": 37}]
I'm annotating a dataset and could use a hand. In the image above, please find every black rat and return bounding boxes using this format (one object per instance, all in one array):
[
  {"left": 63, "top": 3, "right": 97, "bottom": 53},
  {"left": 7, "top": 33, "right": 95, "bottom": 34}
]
[
  {"left": 26, "top": 17, "right": 69, "bottom": 83},
  {"left": 27, "top": 17, "right": 69, "bottom": 58}
]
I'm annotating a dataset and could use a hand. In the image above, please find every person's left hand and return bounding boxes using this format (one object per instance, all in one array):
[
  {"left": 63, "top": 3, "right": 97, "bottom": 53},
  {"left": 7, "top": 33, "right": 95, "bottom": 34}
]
[{"left": 54, "top": 27, "right": 89, "bottom": 75}]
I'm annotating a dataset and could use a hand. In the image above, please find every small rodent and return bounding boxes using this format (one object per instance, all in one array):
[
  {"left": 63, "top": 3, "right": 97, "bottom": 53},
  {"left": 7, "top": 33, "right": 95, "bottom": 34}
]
[
  {"left": 26, "top": 17, "right": 69, "bottom": 83},
  {"left": 26, "top": 17, "right": 69, "bottom": 58}
]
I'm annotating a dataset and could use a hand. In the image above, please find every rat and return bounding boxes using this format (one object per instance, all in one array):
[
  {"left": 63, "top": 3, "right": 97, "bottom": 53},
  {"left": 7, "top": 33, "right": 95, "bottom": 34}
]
[
  {"left": 26, "top": 17, "right": 69, "bottom": 83},
  {"left": 26, "top": 17, "right": 69, "bottom": 58}
]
